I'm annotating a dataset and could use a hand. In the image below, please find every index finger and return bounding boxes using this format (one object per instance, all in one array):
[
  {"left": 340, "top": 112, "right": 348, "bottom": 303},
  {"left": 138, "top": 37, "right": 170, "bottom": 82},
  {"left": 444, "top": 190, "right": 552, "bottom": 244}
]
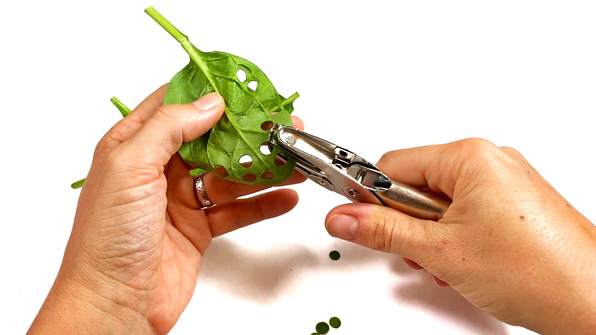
[
  {"left": 376, "top": 142, "right": 460, "bottom": 199},
  {"left": 376, "top": 145, "right": 443, "bottom": 187},
  {"left": 376, "top": 138, "right": 502, "bottom": 199}
]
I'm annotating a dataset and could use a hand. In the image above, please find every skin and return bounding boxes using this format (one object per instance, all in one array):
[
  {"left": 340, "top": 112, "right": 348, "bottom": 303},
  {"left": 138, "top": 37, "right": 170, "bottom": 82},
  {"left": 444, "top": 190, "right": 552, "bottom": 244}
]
[
  {"left": 28, "top": 86, "right": 595, "bottom": 334},
  {"left": 326, "top": 139, "right": 596, "bottom": 335}
]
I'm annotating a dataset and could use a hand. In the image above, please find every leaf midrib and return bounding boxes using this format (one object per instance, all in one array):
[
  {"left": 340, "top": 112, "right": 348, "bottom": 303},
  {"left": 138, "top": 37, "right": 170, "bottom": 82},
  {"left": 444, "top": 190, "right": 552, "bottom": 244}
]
[{"left": 179, "top": 40, "right": 271, "bottom": 168}]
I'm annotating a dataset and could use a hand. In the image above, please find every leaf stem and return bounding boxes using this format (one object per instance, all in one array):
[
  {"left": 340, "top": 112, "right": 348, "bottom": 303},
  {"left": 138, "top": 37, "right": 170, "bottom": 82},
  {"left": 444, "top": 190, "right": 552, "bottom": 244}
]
[
  {"left": 145, "top": 7, "right": 220, "bottom": 95},
  {"left": 111, "top": 96, "right": 131, "bottom": 117},
  {"left": 71, "top": 178, "right": 85, "bottom": 189},
  {"left": 282, "top": 92, "right": 300, "bottom": 107},
  {"left": 269, "top": 92, "right": 300, "bottom": 114},
  {"left": 144, "top": 7, "right": 187, "bottom": 42}
]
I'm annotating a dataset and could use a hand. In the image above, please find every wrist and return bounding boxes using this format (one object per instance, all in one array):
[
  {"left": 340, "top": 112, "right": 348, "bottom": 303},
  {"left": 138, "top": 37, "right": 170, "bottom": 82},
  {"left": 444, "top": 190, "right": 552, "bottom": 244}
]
[
  {"left": 525, "top": 241, "right": 596, "bottom": 335},
  {"left": 28, "top": 269, "right": 156, "bottom": 335}
]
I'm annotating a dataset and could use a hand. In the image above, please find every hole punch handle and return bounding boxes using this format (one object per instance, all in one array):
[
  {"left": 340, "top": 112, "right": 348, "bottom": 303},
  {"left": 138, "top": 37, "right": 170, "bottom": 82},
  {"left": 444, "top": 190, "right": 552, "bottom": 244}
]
[
  {"left": 357, "top": 165, "right": 451, "bottom": 220},
  {"left": 375, "top": 181, "right": 450, "bottom": 220}
]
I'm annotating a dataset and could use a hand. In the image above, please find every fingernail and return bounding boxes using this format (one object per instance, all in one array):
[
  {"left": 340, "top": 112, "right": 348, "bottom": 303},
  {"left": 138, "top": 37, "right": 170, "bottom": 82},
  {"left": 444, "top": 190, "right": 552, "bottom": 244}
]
[
  {"left": 327, "top": 214, "right": 359, "bottom": 240},
  {"left": 193, "top": 92, "right": 222, "bottom": 111}
]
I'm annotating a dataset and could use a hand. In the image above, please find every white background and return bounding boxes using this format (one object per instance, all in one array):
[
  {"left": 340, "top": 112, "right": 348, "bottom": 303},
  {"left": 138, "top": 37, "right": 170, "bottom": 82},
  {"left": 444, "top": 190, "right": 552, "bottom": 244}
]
[{"left": 1, "top": 1, "right": 595, "bottom": 334}]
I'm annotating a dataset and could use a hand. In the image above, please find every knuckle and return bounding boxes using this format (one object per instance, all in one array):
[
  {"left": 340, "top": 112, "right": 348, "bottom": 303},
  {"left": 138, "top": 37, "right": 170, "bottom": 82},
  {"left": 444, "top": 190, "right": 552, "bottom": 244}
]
[
  {"left": 376, "top": 150, "right": 402, "bottom": 173},
  {"left": 101, "top": 148, "right": 127, "bottom": 171},
  {"left": 152, "top": 105, "right": 182, "bottom": 123},
  {"left": 103, "top": 147, "right": 120, "bottom": 167},
  {"left": 94, "top": 130, "right": 126, "bottom": 158},
  {"left": 499, "top": 145, "right": 519, "bottom": 156},
  {"left": 454, "top": 140, "right": 532, "bottom": 175},
  {"left": 451, "top": 137, "right": 500, "bottom": 167},
  {"left": 252, "top": 196, "right": 267, "bottom": 222},
  {"left": 368, "top": 216, "right": 401, "bottom": 253},
  {"left": 369, "top": 218, "right": 389, "bottom": 251},
  {"left": 229, "top": 207, "right": 244, "bottom": 231},
  {"left": 457, "top": 138, "right": 496, "bottom": 154},
  {"left": 92, "top": 139, "right": 118, "bottom": 167},
  {"left": 224, "top": 178, "right": 243, "bottom": 198},
  {"left": 148, "top": 106, "right": 185, "bottom": 155},
  {"left": 378, "top": 150, "right": 399, "bottom": 166},
  {"left": 499, "top": 146, "right": 528, "bottom": 163},
  {"left": 93, "top": 138, "right": 111, "bottom": 158},
  {"left": 255, "top": 198, "right": 269, "bottom": 221}
]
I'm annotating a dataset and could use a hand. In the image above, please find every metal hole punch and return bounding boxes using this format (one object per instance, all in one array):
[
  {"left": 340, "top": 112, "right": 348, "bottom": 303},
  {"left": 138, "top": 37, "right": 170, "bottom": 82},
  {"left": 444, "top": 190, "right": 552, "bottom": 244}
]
[{"left": 269, "top": 125, "right": 451, "bottom": 220}]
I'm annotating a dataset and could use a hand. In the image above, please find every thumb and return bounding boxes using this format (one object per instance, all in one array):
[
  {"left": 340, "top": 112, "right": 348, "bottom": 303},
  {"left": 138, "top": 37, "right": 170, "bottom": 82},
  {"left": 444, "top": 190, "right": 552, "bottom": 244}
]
[
  {"left": 122, "top": 92, "right": 225, "bottom": 168},
  {"left": 325, "top": 203, "right": 440, "bottom": 259}
]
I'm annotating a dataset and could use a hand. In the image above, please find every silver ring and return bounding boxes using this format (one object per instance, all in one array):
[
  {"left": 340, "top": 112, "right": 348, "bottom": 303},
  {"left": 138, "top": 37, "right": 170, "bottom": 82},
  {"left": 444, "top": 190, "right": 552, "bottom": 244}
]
[{"left": 193, "top": 172, "right": 213, "bottom": 208}]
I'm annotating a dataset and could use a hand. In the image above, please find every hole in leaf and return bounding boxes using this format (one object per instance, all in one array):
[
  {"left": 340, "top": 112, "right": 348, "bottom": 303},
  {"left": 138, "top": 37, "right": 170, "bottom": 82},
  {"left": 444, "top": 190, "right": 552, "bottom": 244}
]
[
  {"left": 239, "top": 154, "right": 253, "bottom": 167},
  {"left": 261, "top": 121, "right": 274, "bottom": 131},
  {"left": 261, "top": 171, "right": 274, "bottom": 179},
  {"left": 275, "top": 153, "right": 288, "bottom": 166},
  {"left": 243, "top": 173, "right": 257, "bottom": 182},
  {"left": 214, "top": 165, "right": 228, "bottom": 177},
  {"left": 236, "top": 68, "right": 246, "bottom": 82},
  {"left": 247, "top": 81, "right": 258, "bottom": 91},
  {"left": 260, "top": 142, "right": 272, "bottom": 155}
]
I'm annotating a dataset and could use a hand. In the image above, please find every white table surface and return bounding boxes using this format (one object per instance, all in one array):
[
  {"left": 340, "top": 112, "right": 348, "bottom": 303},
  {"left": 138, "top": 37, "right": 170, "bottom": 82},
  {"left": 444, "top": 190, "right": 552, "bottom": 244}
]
[{"left": 2, "top": 1, "right": 595, "bottom": 334}]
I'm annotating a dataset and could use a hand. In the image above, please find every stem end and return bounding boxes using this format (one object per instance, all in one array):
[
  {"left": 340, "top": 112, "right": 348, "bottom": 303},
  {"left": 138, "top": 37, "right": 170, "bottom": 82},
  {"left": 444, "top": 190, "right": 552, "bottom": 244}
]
[
  {"left": 110, "top": 96, "right": 131, "bottom": 117},
  {"left": 71, "top": 178, "right": 85, "bottom": 189},
  {"left": 145, "top": 7, "right": 187, "bottom": 42}
]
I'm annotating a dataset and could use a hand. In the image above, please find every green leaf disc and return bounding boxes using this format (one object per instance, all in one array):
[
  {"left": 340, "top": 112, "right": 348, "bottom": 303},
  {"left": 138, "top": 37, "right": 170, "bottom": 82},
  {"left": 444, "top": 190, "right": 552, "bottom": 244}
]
[
  {"left": 329, "top": 250, "right": 340, "bottom": 261},
  {"left": 315, "top": 322, "right": 330, "bottom": 334},
  {"left": 329, "top": 317, "right": 341, "bottom": 329}
]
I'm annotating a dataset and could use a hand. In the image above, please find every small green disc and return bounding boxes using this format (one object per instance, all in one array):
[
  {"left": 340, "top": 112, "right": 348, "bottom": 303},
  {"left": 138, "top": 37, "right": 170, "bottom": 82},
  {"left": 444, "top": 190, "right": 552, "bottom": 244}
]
[
  {"left": 329, "top": 316, "right": 341, "bottom": 328},
  {"left": 315, "top": 321, "right": 330, "bottom": 334},
  {"left": 329, "top": 250, "right": 340, "bottom": 261},
  {"left": 311, "top": 333, "right": 318, "bottom": 335}
]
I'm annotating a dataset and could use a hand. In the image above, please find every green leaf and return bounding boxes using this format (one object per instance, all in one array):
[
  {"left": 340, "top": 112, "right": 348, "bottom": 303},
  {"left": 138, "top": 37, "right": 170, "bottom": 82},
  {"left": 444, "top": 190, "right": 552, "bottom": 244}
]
[{"left": 147, "top": 7, "right": 298, "bottom": 185}]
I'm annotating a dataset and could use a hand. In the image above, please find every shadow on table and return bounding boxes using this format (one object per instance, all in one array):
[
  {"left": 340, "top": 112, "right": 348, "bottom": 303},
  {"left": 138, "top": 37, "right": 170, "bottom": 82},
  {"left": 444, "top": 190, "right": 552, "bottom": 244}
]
[
  {"left": 198, "top": 238, "right": 317, "bottom": 302},
  {"left": 198, "top": 237, "right": 388, "bottom": 302},
  {"left": 199, "top": 238, "right": 509, "bottom": 335},
  {"left": 390, "top": 257, "right": 510, "bottom": 335}
]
